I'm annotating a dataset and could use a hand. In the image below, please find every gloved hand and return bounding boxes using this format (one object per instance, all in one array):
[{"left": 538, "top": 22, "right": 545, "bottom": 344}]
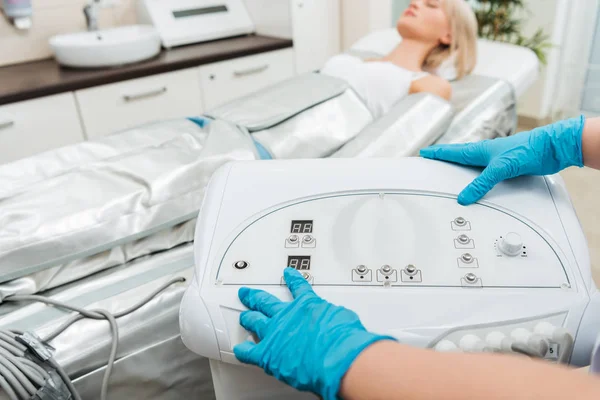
[
  {"left": 234, "top": 267, "right": 395, "bottom": 400},
  {"left": 420, "top": 116, "right": 586, "bottom": 205}
]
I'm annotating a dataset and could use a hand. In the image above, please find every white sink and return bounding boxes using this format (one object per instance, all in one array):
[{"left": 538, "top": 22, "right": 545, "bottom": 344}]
[{"left": 50, "top": 25, "right": 162, "bottom": 69}]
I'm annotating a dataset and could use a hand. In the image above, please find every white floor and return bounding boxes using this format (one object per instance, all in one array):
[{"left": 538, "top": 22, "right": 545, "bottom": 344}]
[{"left": 560, "top": 167, "right": 600, "bottom": 286}]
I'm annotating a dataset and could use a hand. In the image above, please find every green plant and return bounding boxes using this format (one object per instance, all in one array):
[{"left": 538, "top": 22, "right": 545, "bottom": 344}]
[{"left": 470, "top": 0, "right": 552, "bottom": 64}]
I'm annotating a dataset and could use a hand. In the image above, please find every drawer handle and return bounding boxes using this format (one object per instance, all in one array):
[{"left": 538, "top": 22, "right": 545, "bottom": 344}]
[
  {"left": 233, "top": 65, "right": 270, "bottom": 77},
  {"left": 0, "top": 119, "right": 14, "bottom": 130},
  {"left": 123, "top": 87, "right": 168, "bottom": 102}
]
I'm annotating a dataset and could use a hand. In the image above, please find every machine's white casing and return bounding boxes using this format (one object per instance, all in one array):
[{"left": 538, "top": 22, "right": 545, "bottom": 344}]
[
  {"left": 136, "top": 0, "right": 255, "bottom": 48},
  {"left": 180, "top": 158, "right": 600, "bottom": 400}
]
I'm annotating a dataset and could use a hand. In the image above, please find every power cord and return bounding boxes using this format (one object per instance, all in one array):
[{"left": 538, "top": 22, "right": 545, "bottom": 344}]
[{"left": 2, "top": 277, "right": 185, "bottom": 400}]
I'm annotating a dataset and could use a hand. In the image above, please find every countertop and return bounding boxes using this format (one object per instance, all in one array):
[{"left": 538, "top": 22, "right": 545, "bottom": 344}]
[{"left": 0, "top": 34, "right": 294, "bottom": 106}]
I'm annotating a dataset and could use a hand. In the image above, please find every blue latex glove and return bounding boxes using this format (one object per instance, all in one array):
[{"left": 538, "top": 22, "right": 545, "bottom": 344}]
[
  {"left": 234, "top": 268, "right": 395, "bottom": 400},
  {"left": 420, "top": 116, "right": 586, "bottom": 205}
]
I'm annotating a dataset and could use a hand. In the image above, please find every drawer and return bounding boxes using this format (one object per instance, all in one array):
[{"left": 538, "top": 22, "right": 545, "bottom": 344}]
[
  {"left": 198, "top": 48, "right": 295, "bottom": 110},
  {"left": 76, "top": 68, "right": 203, "bottom": 139},
  {"left": 0, "top": 93, "right": 85, "bottom": 164}
]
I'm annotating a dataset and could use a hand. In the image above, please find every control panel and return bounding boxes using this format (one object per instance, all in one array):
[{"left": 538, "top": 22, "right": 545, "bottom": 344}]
[{"left": 216, "top": 192, "right": 569, "bottom": 288}]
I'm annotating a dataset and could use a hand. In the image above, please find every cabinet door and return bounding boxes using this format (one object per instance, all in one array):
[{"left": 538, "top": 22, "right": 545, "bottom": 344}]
[
  {"left": 75, "top": 68, "right": 203, "bottom": 139},
  {"left": 291, "top": 0, "right": 341, "bottom": 74},
  {"left": 0, "top": 94, "right": 85, "bottom": 165},
  {"left": 198, "top": 49, "right": 295, "bottom": 110}
]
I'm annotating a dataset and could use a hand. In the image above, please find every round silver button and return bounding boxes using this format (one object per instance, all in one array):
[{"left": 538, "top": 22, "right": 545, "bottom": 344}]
[
  {"left": 303, "top": 235, "right": 314, "bottom": 243},
  {"left": 405, "top": 265, "right": 417, "bottom": 275},
  {"left": 302, "top": 272, "right": 311, "bottom": 280},
  {"left": 381, "top": 265, "right": 392, "bottom": 274},
  {"left": 234, "top": 261, "right": 248, "bottom": 270},
  {"left": 457, "top": 234, "right": 470, "bottom": 244},
  {"left": 465, "top": 273, "right": 477, "bottom": 283},
  {"left": 288, "top": 235, "right": 299, "bottom": 243},
  {"left": 356, "top": 265, "right": 367, "bottom": 274},
  {"left": 454, "top": 217, "right": 467, "bottom": 226},
  {"left": 461, "top": 253, "right": 474, "bottom": 263}
]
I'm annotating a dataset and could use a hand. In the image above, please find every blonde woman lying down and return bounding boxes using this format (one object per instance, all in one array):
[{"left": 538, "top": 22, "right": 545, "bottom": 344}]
[{"left": 322, "top": 0, "right": 478, "bottom": 119}]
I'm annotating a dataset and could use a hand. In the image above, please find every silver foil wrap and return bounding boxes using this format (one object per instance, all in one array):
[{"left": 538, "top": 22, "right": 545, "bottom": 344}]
[
  {"left": 206, "top": 73, "right": 374, "bottom": 159},
  {"left": 435, "top": 75, "right": 517, "bottom": 144},
  {"left": 331, "top": 93, "right": 453, "bottom": 158},
  {"left": 0, "top": 244, "right": 215, "bottom": 400},
  {"left": 0, "top": 118, "right": 257, "bottom": 288}
]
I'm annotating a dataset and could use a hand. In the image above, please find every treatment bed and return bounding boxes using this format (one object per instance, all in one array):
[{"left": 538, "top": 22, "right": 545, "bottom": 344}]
[{"left": 0, "top": 31, "right": 541, "bottom": 400}]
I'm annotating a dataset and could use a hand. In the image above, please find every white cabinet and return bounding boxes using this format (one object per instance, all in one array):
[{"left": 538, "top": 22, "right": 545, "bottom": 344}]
[
  {"left": 75, "top": 68, "right": 203, "bottom": 139},
  {"left": 198, "top": 49, "right": 295, "bottom": 110},
  {"left": 291, "top": 0, "right": 341, "bottom": 74},
  {"left": 0, "top": 94, "right": 85, "bottom": 164}
]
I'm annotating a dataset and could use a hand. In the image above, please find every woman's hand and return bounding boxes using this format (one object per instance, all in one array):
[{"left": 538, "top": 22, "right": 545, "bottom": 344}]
[
  {"left": 420, "top": 116, "right": 586, "bottom": 205},
  {"left": 234, "top": 268, "right": 395, "bottom": 400}
]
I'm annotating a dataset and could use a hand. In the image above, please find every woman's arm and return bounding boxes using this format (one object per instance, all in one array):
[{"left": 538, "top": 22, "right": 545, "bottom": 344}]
[
  {"left": 583, "top": 117, "right": 600, "bottom": 169},
  {"left": 409, "top": 75, "right": 452, "bottom": 101},
  {"left": 340, "top": 341, "right": 600, "bottom": 400}
]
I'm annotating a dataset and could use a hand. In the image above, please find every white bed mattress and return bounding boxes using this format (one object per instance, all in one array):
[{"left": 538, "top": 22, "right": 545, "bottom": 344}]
[
  {"left": 350, "top": 29, "right": 539, "bottom": 97},
  {"left": 471, "top": 39, "right": 539, "bottom": 97}
]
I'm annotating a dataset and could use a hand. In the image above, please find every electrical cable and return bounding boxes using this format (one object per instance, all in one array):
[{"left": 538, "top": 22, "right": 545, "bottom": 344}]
[
  {"left": 0, "top": 363, "right": 28, "bottom": 400},
  {"left": 43, "top": 277, "right": 186, "bottom": 342},
  {"left": 17, "top": 357, "right": 49, "bottom": 380},
  {"left": 0, "top": 348, "right": 44, "bottom": 387},
  {"left": 48, "top": 358, "right": 82, "bottom": 400},
  {"left": 0, "top": 354, "right": 37, "bottom": 396},
  {"left": 0, "top": 339, "right": 24, "bottom": 357},
  {"left": 95, "top": 310, "right": 118, "bottom": 400},
  {"left": 0, "top": 375, "right": 18, "bottom": 400},
  {"left": 2, "top": 276, "right": 185, "bottom": 400},
  {"left": 0, "top": 332, "right": 26, "bottom": 352}
]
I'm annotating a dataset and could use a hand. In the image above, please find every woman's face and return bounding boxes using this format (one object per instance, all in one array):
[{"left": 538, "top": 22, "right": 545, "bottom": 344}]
[{"left": 397, "top": 0, "right": 452, "bottom": 45}]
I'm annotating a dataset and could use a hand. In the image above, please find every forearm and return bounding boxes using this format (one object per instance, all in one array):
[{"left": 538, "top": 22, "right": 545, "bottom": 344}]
[
  {"left": 583, "top": 117, "right": 600, "bottom": 169},
  {"left": 340, "top": 341, "right": 600, "bottom": 400}
]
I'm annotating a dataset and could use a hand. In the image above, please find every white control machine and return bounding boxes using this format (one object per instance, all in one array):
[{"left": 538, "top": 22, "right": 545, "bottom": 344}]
[
  {"left": 137, "top": 0, "right": 255, "bottom": 48},
  {"left": 180, "top": 158, "right": 600, "bottom": 399}
]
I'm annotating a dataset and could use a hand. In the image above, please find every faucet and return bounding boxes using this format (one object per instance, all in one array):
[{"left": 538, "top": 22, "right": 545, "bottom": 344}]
[{"left": 83, "top": 0, "right": 102, "bottom": 31}]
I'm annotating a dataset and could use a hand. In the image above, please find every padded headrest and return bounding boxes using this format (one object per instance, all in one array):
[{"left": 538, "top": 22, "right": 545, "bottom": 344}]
[{"left": 350, "top": 29, "right": 459, "bottom": 81}]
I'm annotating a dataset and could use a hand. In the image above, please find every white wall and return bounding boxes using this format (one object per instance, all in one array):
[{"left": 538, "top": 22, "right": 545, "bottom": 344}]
[
  {"left": 341, "top": 0, "right": 392, "bottom": 50},
  {"left": 516, "top": 0, "right": 570, "bottom": 120},
  {"left": 555, "top": 0, "right": 599, "bottom": 118}
]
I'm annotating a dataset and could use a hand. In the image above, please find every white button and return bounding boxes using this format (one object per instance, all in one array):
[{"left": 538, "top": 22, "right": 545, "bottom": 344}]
[
  {"left": 459, "top": 334, "right": 485, "bottom": 352},
  {"left": 435, "top": 340, "right": 459, "bottom": 352},
  {"left": 498, "top": 232, "right": 523, "bottom": 256}
]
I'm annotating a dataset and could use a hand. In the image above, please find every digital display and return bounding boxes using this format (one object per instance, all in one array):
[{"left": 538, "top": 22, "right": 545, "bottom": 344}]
[
  {"left": 291, "top": 220, "right": 313, "bottom": 234},
  {"left": 288, "top": 256, "right": 311, "bottom": 271},
  {"left": 173, "top": 5, "right": 228, "bottom": 19}
]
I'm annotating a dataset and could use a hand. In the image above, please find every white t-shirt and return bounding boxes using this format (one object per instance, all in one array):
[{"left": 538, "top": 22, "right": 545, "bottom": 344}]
[{"left": 321, "top": 54, "right": 429, "bottom": 119}]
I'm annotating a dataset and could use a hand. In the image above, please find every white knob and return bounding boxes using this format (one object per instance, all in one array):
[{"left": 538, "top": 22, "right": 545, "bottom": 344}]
[
  {"left": 486, "top": 332, "right": 514, "bottom": 352},
  {"left": 498, "top": 232, "right": 523, "bottom": 256},
  {"left": 435, "top": 340, "right": 460, "bottom": 352},
  {"left": 510, "top": 328, "right": 532, "bottom": 343},
  {"left": 459, "top": 334, "right": 486, "bottom": 352}
]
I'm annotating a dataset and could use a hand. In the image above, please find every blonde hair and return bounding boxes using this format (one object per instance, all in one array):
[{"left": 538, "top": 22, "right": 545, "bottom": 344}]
[{"left": 423, "top": 0, "right": 478, "bottom": 79}]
